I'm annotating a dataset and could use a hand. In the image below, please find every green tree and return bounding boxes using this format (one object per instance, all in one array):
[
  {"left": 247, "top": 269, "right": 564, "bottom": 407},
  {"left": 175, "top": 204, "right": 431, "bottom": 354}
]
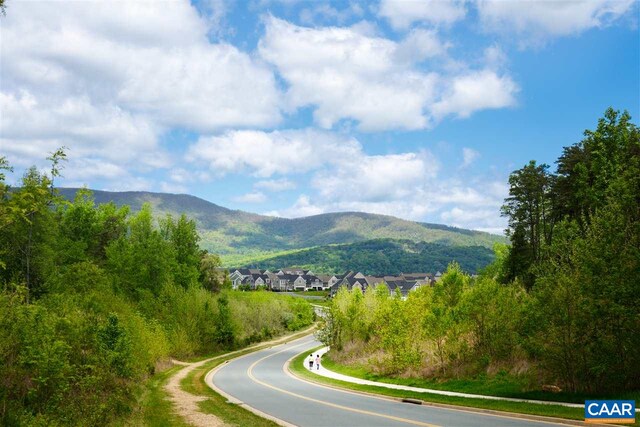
[
  {"left": 106, "top": 204, "right": 176, "bottom": 297},
  {"left": 214, "top": 293, "right": 236, "bottom": 349},
  {"left": 161, "top": 214, "right": 201, "bottom": 289},
  {"left": 200, "top": 253, "right": 224, "bottom": 291},
  {"left": 501, "top": 160, "right": 554, "bottom": 289}
]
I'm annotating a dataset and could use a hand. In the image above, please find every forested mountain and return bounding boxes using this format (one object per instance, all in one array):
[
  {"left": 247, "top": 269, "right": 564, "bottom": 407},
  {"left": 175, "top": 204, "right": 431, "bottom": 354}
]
[
  {"left": 236, "top": 239, "right": 494, "bottom": 275},
  {"left": 57, "top": 188, "right": 505, "bottom": 267}
]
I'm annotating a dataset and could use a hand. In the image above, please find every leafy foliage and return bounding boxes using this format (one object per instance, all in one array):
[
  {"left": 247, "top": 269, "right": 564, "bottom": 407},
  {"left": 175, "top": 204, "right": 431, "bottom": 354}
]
[
  {"left": 0, "top": 154, "right": 314, "bottom": 425},
  {"left": 323, "top": 108, "right": 639, "bottom": 395}
]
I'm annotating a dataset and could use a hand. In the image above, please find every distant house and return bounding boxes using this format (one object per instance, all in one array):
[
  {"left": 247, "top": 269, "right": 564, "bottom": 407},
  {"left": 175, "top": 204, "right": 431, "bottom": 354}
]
[
  {"left": 316, "top": 275, "right": 333, "bottom": 290},
  {"left": 330, "top": 272, "right": 383, "bottom": 296},
  {"left": 304, "top": 274, "right": 324, "bottom": 290},
  {"left": 227, "top": 267, "right": 439, "bottom": 296}
]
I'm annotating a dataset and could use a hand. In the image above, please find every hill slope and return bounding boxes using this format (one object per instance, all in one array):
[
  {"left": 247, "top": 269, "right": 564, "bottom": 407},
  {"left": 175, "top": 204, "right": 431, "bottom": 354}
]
[
  {"left": 234, "top": 239, "right": 495, "bottom": 275},
  {"left": 59, "top": 188, "right": 505, "bottom": 265}
]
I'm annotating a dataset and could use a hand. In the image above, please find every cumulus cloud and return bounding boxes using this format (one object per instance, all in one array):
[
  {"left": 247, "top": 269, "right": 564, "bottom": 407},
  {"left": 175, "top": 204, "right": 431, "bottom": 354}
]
[
  {"left": 0, "top": 92, "right": 163, "bottom": 168},
  {"left": 185, "top": 129, "right": 361, "bottom": 177},
  {"left": 312, "top": 152, "right": 436, "bottom": 202},
  {"left": 441, "top": 206, "right": 507, "bottom": 234},
  {"left": 259, "top": 16, "right": 439, "bottom": 130},
  {"left": 259, "top": 17, "right": 517, "bottom": 131},
  {"left": 477, "top": 0, "right": 636, "bottom": 43},
  {"left": 432, "top": 70, "right": 518, "bottom": 119},
  {"left": 378, "top": 0, "right": 467, "bottom": 29},
  {"left": 1, "top": 0, "right": 281, "bottom": 186}
]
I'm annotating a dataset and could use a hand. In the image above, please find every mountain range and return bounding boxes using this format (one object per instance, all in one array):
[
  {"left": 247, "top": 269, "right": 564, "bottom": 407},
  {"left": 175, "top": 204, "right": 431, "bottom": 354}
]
[{"left": 59, "top": 188, "right": 506, "bottom": 274}]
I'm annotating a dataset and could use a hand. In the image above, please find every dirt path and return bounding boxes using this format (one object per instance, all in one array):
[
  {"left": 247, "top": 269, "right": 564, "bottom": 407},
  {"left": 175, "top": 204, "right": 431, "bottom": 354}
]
[
  {"left": 165, "top": 357, "right": 224, "bottom": 427},
  {"left": 164, "top": 325, "right": 317, "bottom": 427}
]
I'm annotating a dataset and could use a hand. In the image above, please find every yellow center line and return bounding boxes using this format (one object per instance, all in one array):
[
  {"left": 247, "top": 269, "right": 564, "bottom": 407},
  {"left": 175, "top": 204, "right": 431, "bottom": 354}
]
[{"left": 247, "top": 343, "right": 441, "bottom": 427}]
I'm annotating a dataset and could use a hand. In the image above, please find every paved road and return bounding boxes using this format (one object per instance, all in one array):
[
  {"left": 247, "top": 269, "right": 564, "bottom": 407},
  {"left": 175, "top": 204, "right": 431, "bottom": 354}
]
[{"left": 207, "top": 335, "right": 570, "bottom": 427}]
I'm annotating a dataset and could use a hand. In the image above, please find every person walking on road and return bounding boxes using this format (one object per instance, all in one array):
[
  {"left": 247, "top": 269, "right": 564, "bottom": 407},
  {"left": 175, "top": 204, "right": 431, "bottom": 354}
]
[
  {"left": 308, "top": 354, "right": 314, "bottom": 370},
  {"left": 315, "top": 354, "right": 321, "bottom": 370}
]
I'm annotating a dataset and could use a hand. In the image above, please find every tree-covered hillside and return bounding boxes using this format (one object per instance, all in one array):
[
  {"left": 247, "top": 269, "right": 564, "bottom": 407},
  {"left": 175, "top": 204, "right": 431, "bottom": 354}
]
[
  {"left": 236, "top": 239, "right": 495, "bottom": 275},
  {"left": 58, "top": 189, "right": 506, "bottom": 263},
  {"left": 0, "top": 159, "right": 314, "bottom": 425}
]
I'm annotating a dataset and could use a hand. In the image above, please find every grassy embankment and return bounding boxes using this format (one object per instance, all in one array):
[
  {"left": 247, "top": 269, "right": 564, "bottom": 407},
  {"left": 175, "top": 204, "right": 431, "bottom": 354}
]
[{"left": 289, "top": 347, "right": 640, "bottom": 425}]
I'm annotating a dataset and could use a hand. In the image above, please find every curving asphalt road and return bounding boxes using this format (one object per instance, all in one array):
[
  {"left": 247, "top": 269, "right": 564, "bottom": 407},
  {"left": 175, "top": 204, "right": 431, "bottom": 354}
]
[{"left": 206, "top": 334, "right": 569, "bottom": 427}]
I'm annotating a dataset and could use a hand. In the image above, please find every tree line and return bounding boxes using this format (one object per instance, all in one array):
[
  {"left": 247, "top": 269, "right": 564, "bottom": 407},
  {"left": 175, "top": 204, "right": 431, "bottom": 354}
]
[
  {"left": 319, "top": 108, "right": 639, "bottom": 394},
  {"left": 0, "top": 156, "right": 314, "bottom": 425}
]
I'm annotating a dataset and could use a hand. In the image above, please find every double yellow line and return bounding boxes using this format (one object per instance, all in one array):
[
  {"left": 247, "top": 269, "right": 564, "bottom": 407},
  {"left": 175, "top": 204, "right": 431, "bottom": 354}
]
[{"left": 246, "top": 341, "right": 440, "bottom": 427}]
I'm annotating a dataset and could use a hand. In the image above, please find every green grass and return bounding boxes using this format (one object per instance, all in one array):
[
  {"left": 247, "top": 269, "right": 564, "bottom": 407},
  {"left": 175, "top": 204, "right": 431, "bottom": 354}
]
[
  {"left": 115, "top": 365, "right": 191, "bottom": 427},
  {"left": 293, "top": 290, "right": 329, "bottom": 297},
  {"left": 320, "top": 354, "right": 640, "bottom": 404},
  {"left": 289, "top": 348, "right": 598, "bottom": 424}
]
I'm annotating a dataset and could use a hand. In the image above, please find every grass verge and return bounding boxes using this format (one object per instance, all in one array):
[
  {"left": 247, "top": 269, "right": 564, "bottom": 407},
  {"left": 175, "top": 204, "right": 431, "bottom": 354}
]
[
  {"left": 115, "top": 365, "right": 191, "bottom": 427},
  {"left": 289, "top": 347, "right": 605, "bottom": 424}
]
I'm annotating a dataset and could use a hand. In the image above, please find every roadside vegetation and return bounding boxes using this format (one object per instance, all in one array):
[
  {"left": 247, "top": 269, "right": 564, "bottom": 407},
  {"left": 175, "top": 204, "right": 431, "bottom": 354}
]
[
  {"left": 317, "top": 109, "right": 639, "bottom": 398},
  {"left": 289, "top": 349, "right": 590, "bottom": 422},
  {"left": 0, "top": 154, "right": 314, "bottom": 426}
]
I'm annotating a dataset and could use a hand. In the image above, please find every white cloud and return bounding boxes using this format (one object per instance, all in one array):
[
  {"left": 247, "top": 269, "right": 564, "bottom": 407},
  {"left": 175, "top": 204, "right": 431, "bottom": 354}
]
[
  {"left": 0, "top": 0, "right": 281, "bottom": 186},
  {"left": 282, "top": 195, "right": 326, "bottom": 217},
  {"left": 0, "top": 91, "right": 163, "bottom": 167},
  {"left": 185, "top": 129, "right": 361, "bottom": 177},
  {"left": 259, "top": 16, "right": 439, "bottom": 131},
  {"left": 312, "top": 151, "right": 437, "bottom": 202},
  {"left": 255, "top": 178, "right": 297, "bottom": 192},
  {"left": 395, "top": 28, "right": 452, "bottom": 61},
  {"left": 258, "top": 17, "right": 517, "bottom": 131},
  {"left": 234, "top": 191, "right": 268, "bottom": 203},
  {"left": 441, "top": 206, "right": 507, "bottom": 233},
  {"left": 378, "top": 0, "right": 467, "bottom": 29},
  {"left": 461, "top": 147, "right": 480, "bottom": 168},
  {"left": 477, "top": 0, "right": 636, "bottom": 43},
  {"left": 432, "top": 70, "right": 518, "bottom": 119}
]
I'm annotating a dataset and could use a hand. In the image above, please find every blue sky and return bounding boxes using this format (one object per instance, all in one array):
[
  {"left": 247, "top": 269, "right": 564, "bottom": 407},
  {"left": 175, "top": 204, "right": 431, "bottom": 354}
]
[{"left": 1, "top": 0, "right": 638, "bottom": 234}]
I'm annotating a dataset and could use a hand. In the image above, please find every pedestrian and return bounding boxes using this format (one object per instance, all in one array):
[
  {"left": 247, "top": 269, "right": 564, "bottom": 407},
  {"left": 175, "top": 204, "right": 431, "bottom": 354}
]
[
  {"left": 315, "top": 354, "right": 321, "bottom": 370},
  {"left": 308, "top": 354, "right": 314, "bottom": 370}
]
